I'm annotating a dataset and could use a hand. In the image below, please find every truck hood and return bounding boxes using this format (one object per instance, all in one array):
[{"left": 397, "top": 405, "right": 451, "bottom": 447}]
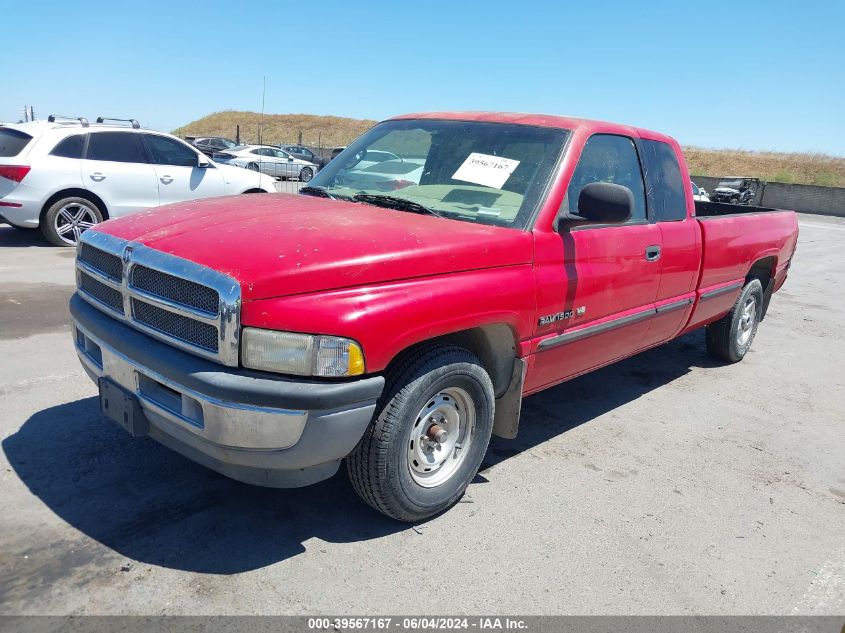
[
  {"left": 97, "top": 193, "right": 533, "bottom": 301},
  {"left": 714, "top": 187, "right": 740, "bottom": 194}
]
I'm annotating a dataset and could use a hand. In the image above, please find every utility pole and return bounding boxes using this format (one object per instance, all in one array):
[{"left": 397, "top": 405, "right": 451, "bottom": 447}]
[{"left": 258, "top": 75, "right": 266, "bottom": 146}]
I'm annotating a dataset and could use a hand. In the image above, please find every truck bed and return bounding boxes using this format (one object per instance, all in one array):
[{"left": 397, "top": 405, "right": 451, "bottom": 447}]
[{"left": 694, "top": 200, "right": 782, "bottom": 217}]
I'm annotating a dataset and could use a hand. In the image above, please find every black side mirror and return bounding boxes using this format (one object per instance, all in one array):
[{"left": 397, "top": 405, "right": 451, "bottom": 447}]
[{"left": 559, "top": 182, "right": 634, "bottom": 228}]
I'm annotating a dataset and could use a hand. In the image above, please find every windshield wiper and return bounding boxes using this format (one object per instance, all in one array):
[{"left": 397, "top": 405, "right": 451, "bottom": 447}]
[
  {"left": 299, "top": 185, "right": 337, "bottom": 199},
  {"left": 352, "top": 193, "right": 445, "bottom": 218}
]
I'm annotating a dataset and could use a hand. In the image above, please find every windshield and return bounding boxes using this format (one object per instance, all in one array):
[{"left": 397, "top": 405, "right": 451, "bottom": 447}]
[
  {"left": 718, "top": 179, "right": 744, "bottom": 188},
  {"left": 306, "top": 119, "right": 569, "bottom": 229}
]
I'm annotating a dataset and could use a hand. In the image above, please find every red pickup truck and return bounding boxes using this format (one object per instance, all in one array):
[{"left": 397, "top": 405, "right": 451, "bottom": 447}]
[{"left": 70, "top": 112, "right": 798, "bottom": 521}]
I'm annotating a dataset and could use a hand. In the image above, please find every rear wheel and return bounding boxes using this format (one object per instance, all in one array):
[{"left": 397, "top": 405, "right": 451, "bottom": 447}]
[
  {"left": 42, "top": 196, "right": 104, "bottom": 247},
  {"left": 299, "top": 166, "right": 314, "bottom": 182},
  {"left": 347, "top": 344, "right": 495, "bottom": 522},
  {"left": 705, "top": 278, "right": 763, "bottom": 362}
]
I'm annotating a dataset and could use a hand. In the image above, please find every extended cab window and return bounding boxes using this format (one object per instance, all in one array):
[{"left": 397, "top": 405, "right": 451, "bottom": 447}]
[
  {"left": 0, "top": 128, "right": 33, "bottom": 157},
  {"left": 144, "top": 135, "right": 199, "bottom": 167},
  {"left": 307, "top": 119, "right": 569, "bottom": 229},
  {"left": 565, "top": 134, "right": 647, "bottom": 222},
  {"left": 86, "top": 132, "right": 148, "bottom": 163},
  {"left": 50, "top": 134, "right": 87, "bottom": 159},
  {"left": 640, "top": 140, "right": 687, "bottom": 221}
]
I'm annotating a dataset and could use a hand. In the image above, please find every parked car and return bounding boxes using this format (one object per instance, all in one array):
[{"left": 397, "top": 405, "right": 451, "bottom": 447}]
[
  {"left": 333, "top": 150, "right": 426, "bottom": 191},
  {"left": 69, "top": 112, "right": 798, "bottom": 521},
  {"left": 280, "top": 145, "right": 327, "bottom": 169},
  {"left": 712, "top": 176, "right": 760, "bottom": 204},
  {"left": 330, "top": 146, "right": 346, "bottom": 160},
  {"left": 192, "top": 136, "right": 238, "bottom": 157},
  {"left": 0, "top": 116, "right": 275, "bottom": 246},
  {"left": 691, "top": 180, "right": 710, "bottom": 201},
  {"left": 213, "top": 145, "right": 318, "bottom": 181}
]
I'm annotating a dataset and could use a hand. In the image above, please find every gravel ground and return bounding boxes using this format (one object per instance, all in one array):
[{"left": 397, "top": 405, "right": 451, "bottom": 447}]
[{"left": 0, "top": 215, "right": 842, "bottom": 615}]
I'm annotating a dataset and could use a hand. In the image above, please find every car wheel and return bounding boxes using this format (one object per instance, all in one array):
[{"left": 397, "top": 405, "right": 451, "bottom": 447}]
[
  {"left": 347, "top": 343, "right": 495, "bottom": 522},
  {"left": 705, "top": 278, "right": 764, "bottom": 363},
  {"left": 247, "top": 163, "right": 260, "bottom": 172},
  {"left": 42, "top": 196, "right": 104, "bottom": 247},
  {"left": 299, "top": 167, "right": 314, "bottom": 182}
]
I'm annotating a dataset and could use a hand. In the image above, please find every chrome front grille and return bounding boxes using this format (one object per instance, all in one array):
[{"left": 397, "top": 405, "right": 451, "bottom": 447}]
[
  {"left": 75, "top": 231, "right": 241, "bottom": 366},
  {"left": 130, "top": 265, "right": 220, "bottom": 315},
  {"left": 78, "top": 270, "right": 124, "bottom": 313},
  {"left": 131, "top": 298, "right": 220, "bottom": 352},
  {"left": 79, "top": 243, "right": 123, "bottom": 281}
]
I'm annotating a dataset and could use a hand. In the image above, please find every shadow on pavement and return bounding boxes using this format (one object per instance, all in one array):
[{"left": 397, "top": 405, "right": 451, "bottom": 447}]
[
  {"left": 0, "top": 226, "right": 51, "bottom": 248},
  {"left": 3, "top": 330, "right": 721, "bottom": 575}
]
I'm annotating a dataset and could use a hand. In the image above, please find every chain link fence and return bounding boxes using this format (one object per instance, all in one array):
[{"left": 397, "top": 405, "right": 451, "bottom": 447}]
[{"left": 184, "top": 131, "right": 348, "bottom": 194}]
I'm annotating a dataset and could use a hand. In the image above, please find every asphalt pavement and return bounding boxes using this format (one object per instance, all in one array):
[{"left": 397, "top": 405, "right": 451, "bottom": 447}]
[{"left": 0, "top": 215, "right": 842, "bottom": 615}]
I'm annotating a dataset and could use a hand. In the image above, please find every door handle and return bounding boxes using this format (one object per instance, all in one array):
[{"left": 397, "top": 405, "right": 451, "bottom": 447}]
[
  {"left": 645, "top": 245, "right": 661, "bottom": 261},
  {"left": 160, "top": 175, "right": 173, "bottom": 184},
  {"left": 89, "top": 172, "right": 106, "bottom": 182}
]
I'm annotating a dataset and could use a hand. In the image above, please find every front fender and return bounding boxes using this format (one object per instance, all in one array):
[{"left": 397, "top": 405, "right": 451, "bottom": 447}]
[{"left": 240, "top": 265, "right": 536, "bottom": 373}]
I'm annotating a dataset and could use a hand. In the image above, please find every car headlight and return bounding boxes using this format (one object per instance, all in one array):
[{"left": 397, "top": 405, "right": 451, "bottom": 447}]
[{"left": 241, "top": 328, "right": 365, "bottom": 377}]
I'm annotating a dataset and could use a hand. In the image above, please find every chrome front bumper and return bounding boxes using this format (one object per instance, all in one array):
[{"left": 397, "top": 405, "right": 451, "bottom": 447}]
[{"left": 70, "top": 293, "right": 384, "bottom": 488}]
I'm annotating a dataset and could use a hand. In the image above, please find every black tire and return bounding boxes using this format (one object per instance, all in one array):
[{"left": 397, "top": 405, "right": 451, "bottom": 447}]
[
  {"left": 705, "top": 278, "right": 764, "bottom": 363},
  {"left": 41, "top": 196, "right": 104, "bottom": 247},
  {"left": 299, "top": 167, "right": 314, "bottom": 182},
  {"left": 347, "top": 343, "right": 495, "bottom": 522},
  {"left": 247, "top": 163, "right": 259, "bottom": 172}
]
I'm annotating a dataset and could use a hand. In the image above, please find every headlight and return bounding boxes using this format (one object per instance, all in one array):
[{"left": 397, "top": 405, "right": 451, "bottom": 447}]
[{"left": 241, "top": 328, "right": 365, "bottom": 377}]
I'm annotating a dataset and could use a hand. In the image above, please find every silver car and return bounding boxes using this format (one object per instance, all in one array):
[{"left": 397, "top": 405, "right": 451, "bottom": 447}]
[{"left": 213, "top": 144, "right": 318, "bottom": 181}]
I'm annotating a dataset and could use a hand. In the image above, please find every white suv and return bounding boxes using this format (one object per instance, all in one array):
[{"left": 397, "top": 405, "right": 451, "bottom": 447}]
[{"left": 0, "top": 116, "right": 276, "bottom": 246}]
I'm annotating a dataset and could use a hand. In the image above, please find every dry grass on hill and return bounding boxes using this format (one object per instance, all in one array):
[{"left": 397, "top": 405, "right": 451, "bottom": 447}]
[
  {"left": 172, "top": 111, "right": 376, "bottom": 149},
  {"left": 683, "top": 147, "right": 845, "bottom": 187},
  {"left": 173, "top": 111, "right": 845, "bottom": 187}
]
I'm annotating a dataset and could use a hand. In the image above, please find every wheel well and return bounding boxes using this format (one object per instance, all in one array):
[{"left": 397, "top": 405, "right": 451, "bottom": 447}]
[
  {"left": 389, "top": 325, "right": 518, "bottom": 398},
  {"left": 747, "top": 256, "right": 775, "bottom": 284},
  {"left": 40, "top": 188, "right": 109, "bottom": 225},
  {"left": 242, "top": 188, "right": 267, "bottom": 194},
  {"left": 747, "top": 256, "right": 776, "bottom": 319}
]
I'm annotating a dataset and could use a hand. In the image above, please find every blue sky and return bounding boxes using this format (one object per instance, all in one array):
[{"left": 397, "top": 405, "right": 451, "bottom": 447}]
[{"left": 3, "top": 0, "right": 844, "bottom": 154}]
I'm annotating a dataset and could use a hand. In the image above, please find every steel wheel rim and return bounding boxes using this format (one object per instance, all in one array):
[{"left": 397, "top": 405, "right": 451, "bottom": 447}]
[
  {"left": 407, "top": 386, "right": 476, "bottom": 488},
  {"left": 737, "top": 295, "right": 757, "bottom": 346},
  {"left": 55, "top": 202, "right": 97, "bottom": 245},
  {"left": 301, "top": 168, "right": 313, "bottom": 182}
]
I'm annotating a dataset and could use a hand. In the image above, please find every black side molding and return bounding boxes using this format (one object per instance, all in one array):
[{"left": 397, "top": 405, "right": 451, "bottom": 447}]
[
  {"left": 700, "top": 281, "right": 743, "bottom": 301},
  {"left": 537, "top": 297, "right": 693, "bottom": 351}
]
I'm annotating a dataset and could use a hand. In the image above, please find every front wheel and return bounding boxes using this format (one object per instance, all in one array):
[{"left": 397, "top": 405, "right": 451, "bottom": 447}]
[
  {"left": 347, "top": 344, "right": 495, "bottom": 522},
  {"left": 299, "top": 166, "right": 314, "bottom": 182},
  {"left": 705, "top": 278, "right": 764, "bottom": 362},
  {"left": 41, "top": 196, "right": 104, "bottom": 247},
  {"left": 246, "top": 162, "right": 260, "bottom": 172}
]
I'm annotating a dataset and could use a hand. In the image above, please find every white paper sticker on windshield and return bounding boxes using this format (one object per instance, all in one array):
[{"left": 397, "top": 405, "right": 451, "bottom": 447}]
[{"left": 452, "top": 153, "right": 520, "bottom": 189}]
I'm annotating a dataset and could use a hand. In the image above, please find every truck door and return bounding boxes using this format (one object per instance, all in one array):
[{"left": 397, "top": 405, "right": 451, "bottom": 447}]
[
  {"left": 528, "top": 133, "right": 662, "bottom": 391},
  {"left": 639, "top": 138, "right": 700, "bottom": 346}
]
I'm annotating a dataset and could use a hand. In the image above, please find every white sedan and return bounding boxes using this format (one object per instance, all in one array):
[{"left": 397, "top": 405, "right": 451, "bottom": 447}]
[{"left": 213, "top": 145, "right": 319, "bottom": 181}]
